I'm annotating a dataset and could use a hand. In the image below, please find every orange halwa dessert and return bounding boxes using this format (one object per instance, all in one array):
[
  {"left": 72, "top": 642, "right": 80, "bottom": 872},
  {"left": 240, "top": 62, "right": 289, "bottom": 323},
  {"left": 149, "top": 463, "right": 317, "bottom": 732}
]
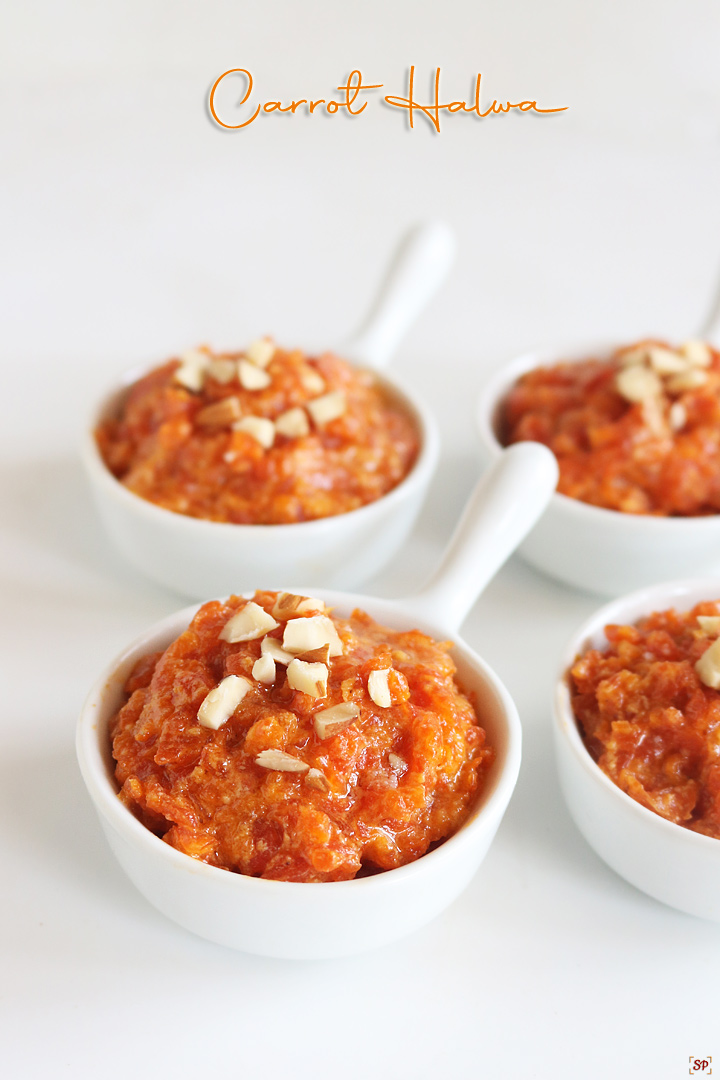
[
  {"left": 502, "top": 339, "right": 720, "bottom": 515},
  {"left": 571, "top": 602, "right": 720, "bottom": 838},
  {"left": 96, "top": 340, "right": 419, "bottom": 524},
  {"left": 111, "top": 591, "right": 494, "bottom": 882}
]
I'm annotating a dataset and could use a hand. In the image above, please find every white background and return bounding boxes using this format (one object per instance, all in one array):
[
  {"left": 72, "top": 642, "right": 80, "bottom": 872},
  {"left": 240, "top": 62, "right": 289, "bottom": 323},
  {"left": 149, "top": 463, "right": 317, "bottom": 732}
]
[{"left": 1, "top": 2, "right": 719, "bottom": 1077}]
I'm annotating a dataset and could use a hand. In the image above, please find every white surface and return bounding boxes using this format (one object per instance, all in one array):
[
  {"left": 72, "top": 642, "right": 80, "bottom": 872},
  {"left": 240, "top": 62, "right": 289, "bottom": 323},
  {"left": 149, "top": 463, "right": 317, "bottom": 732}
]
[{"left": 2, "top": 1, "right": 720, "bottom": 1078}]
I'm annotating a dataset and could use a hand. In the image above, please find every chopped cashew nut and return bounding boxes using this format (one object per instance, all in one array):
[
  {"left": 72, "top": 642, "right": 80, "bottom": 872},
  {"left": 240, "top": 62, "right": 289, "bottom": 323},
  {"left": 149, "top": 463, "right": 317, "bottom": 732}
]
[
  {"left": 298, "top": 644, "right": 331, "bottom": 664},
  {"left": 238, "top": 359, "right": 272, "bottom": 391},
  {"left": 255, "top": 749, "right": 309, "bottom": 773},
  {"left": 698, "top": 615, "right": 720, "bottom": 635},
  {"left": 615, "top": 365, "right": 663, "bottom": 403},
  {"left": 275, "top": 407, "right": 310, "bottom": 438},
  {"left": 252, "top": 653, "right": 276, "bottom": 684},
  {"left": 307, "top": 391, "right": 347, "bottom": 426},
  {"left": 245, "top": 338, "right": 275, "bottom": 368},
  {"left": 681, "top": 340, "right": 712, "bottom": 367},
  {"left": 313, "top": 702, "right": 360, "bottom": 739},
  {"left": 368, "top": 669, "right": 392, "bottom": 708},
  {"left": 198, "top": 675, "right": 253, "bottom": 729},
  {"left": 220, "top": 601, "right": 279, "bottom": 643},
  {"left": 195, "top": 396, "right": 242, "bottom": 429},
  {"left": 271, "top": 592, "right": 326, "bottom": 620},
  {"left": 283, "top": 615, "right": 343, "bottom": 657},
  {"left": 695, "top": 637, "right": 720, "bottom": 689},
  {"left": 261, "top": 636, "right": 295, "bottom": 665},
  {"left": 287, "top": 659, "right": 328, "bottom": 698},
  {"left": 233, "top": 415, "right": 276, "bottom": 449}
]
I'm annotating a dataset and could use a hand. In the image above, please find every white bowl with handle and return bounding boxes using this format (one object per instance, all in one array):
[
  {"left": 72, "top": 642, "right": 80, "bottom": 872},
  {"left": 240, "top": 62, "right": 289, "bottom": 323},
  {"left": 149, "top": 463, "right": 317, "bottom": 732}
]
[
  {"left": 554, "top": 576, "right": 720, "bottom": 920},
  {"left": 77, "top": 442, "right": 558, "bottom": 958},
  {"left": 83, "top": 222, "right": 453, "bottom": 599},
  {"left": 477, "top": 343, "right": 720, "bottom": 596}
]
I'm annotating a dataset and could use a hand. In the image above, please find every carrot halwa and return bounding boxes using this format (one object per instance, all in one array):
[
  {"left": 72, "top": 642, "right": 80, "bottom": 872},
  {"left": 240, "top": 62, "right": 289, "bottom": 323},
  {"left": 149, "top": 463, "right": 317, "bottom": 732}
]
[
  {"left": 571, "top": 602, "right": 720, "bottom": 838},
  {"left": 502, "top": 339, "right": 720, "bottom": 515},
  {"left": 96, "top": 340, "right": 419, "bottom": 524},
  {"left": 111, "top": 591, "right": 494, "bottom": 882}
]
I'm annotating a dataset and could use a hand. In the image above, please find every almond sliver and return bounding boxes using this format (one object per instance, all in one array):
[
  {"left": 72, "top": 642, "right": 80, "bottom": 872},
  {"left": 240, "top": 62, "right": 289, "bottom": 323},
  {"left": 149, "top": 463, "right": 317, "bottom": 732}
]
[
  {"left": 615, "top": 365, "right": 662, "bottom": 403},
  {"left": 196, "top": 396, "right": 242, "bottom": 429},
  {"left": 287, "top": 658, "right": 328, "bottom": 698},
  {"left": 238, "top": 359, "right": 272, "bottom": 391},
  {"left": 307, "top": 391, "right": 347, "bottom": 426},
  {"left": 368, "top": 669, "right": 392, "bottom": 708},
  {"left": 220, "top": 601, "right": 279, "bottom": 643},
  {"left": 271, "top": 592, "right": 326, "bottom": 620},
  {"left": 681, "top": 339, "right": 712, "bottom": 368},
  {"left": 252, "top": 653, "right": 276, "bottom": 684},
  {"left": 666, "top": 369, "right": 709, "bottom": 393},
  {"left": 695, "top": 637, "right": 720, "bottom": 689},
  {"left": 283, "top": 615, "right": 343, "bottom": 657},
  {"left": 261, "top": 636, "right": 295, "bottom": 665},
  {"left": 668, "top": 401, "right": 687, "bottom": 431},
  {"left": 275, "top": 407, "right": 310, "bottom": 438},
  {"left": 313, "top": 702, "right": 360, "bottom": 739},
  {"left": 647, "top": 346, "right": 688, "bottom": 374},
  {"left": 198, "top": 674, "right": 253, "bottom": 729},
  {"left": 305, "top": 768, "right": 331, "bottom": 792},
  {"left": 245, "top": 338, "right": 275, "bottom": 368},
  {"left": 207, "top": 358, "right": 237, "bottom": 384},
  {"left": 175, "top": 351, "right": 209, "bottom": 392},
  {"left": 255, "top": 749, "right": 309, "bottom": 773},
  {"left": 300, "top": 368, "right": 326, "bottom": 395},
  {"left": 233, "top": 415, "right": 275, "bottom": 448},
  {"left": 617, "top": 346, "right": 649, "bottom": 367}
]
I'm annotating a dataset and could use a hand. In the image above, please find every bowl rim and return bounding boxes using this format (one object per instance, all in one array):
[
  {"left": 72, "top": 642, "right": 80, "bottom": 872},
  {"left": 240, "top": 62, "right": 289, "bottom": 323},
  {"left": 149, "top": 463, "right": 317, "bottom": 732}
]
[
  {"left": 476, "top": 342, "right": 720, "bottom": 533},
  {"left": 82, "top": 361, "right": 441, "bottom": 537},
  {"left": 77, "top": 592, "right": 523, "bottom": 894},
  {"left": 554, "top": 574, "right": 720, "bottom": 854}
]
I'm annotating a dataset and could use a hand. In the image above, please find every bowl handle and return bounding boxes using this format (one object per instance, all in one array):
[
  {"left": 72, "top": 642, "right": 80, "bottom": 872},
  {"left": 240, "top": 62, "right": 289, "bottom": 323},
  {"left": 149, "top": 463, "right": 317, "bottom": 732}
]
[
  {"left": 340, "top": 221, "right": 456, "bottom": 370},
  {"left": 402, "top": 442, "right": 559, "bottom": 633}
]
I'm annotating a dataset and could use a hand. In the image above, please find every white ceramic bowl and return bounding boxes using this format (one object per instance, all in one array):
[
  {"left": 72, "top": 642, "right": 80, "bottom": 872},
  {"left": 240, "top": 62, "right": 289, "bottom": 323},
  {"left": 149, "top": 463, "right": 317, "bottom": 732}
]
[
  {"left": 76, "top": 443, "right": 558, "bottom": 958},
  {"left": 477, "top": 345, "right": 720, "bottom": 596},
  {"left": 554, "top": 576, "right": 720, "bottom": 921},
  {"left": 83, "top": 369, "right": 439, "bottom": 599},
  {"left": 83, "top": 222, "right": 457, "bottom": 600}
]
